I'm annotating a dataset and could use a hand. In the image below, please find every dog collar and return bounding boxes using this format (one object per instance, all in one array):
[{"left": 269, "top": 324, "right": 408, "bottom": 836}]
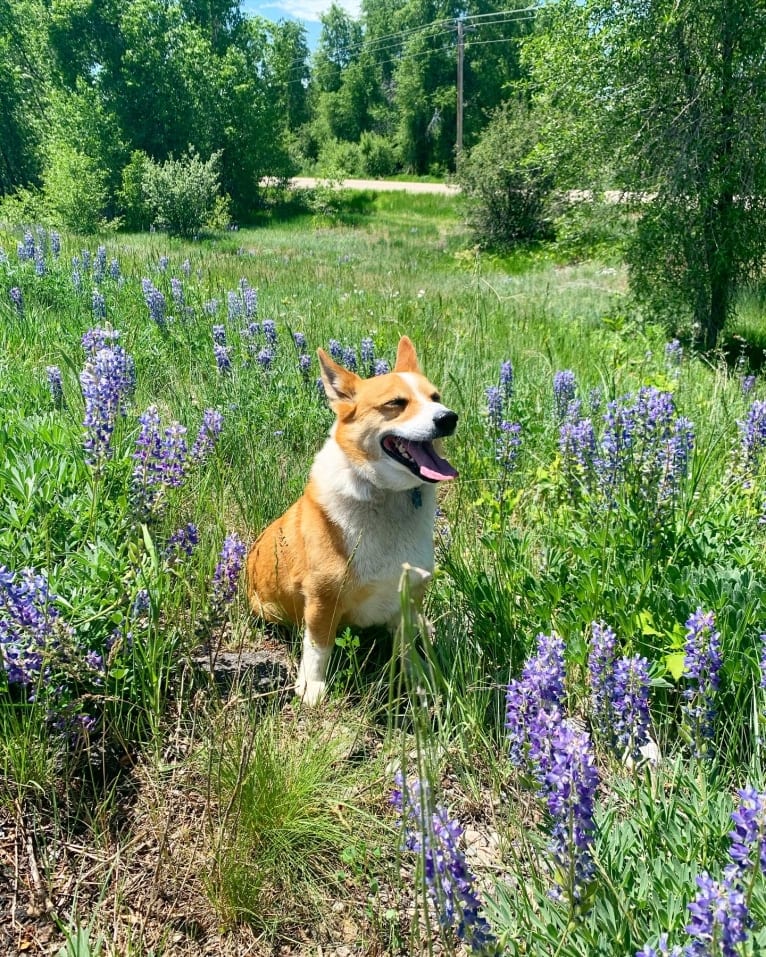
[{"left": 410, "top": 488, "right": 422, "bottom": 509}]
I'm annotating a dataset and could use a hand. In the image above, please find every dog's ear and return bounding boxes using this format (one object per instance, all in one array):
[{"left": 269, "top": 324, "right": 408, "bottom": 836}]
[
  {"left": 394, "top": 336, "right": 421, "bottom": 373},
  {"left": 317, "top": 349, "right": 361, "bottom": 406}
]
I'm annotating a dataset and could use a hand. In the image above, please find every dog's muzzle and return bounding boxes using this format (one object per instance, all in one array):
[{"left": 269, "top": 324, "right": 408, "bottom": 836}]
[{"left": 432, "top": 409, "right": 459, "bottom": 437}]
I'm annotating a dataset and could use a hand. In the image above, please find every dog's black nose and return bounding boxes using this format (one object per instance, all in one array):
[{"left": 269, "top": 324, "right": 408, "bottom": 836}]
[{"left": 433, "top": 409, "right": 458, "bottom": 437}]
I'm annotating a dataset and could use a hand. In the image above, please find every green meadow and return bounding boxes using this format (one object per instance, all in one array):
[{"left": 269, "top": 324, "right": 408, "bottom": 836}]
[{"left": 2, "top": 193, "right": 766, "bottom": 956}]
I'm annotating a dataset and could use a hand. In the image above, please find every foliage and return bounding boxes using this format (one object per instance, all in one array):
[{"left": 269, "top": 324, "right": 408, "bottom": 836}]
[
  {"left": 116, "top": 151, "right": 152, "bottom": 232},
  {"left": 142, "top": 148, "right": 224, "bottom": 236},
  {"left": 524, "top": 0, "right": 766, "bottom": 349},
  {"left": 42, "top": 142, "right": 109, "bottom": 233},
  {"left": 459, "top": 101, "right": 555, "bottom": 248}
]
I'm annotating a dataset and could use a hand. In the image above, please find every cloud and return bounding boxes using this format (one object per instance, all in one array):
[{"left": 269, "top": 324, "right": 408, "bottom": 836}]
[{"left": 248, "top": 0, "right": 361, "bottom": 22}]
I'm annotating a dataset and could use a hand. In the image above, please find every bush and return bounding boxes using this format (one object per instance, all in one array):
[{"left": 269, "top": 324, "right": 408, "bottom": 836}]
[
  {"left": 42, "top": 142, "right": 109, "bottom": 233},
  {"left": 116, "top": 151, "right": 152, "bottom": 232},
  {"left": 459, "top": 101, "right": 555, "bottom": 248},
  {"left": 142, "top": 148, "right": 223, "bottom": 237},
  {"left": 359, "top": 131, "right": 397, "bottom": 178},
  {"left": 315, "top": 138, "right": 363, "bottom": 178}
]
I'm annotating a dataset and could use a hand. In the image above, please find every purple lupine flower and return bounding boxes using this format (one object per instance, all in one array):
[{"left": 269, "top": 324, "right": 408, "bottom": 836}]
[
  {"left": 560, "top": 416, "right": 597, "bottom": 498},
  {"left": 553, "top": 370, "right": 577, "bottom": 420},
  {"left": 81, "top": 249, "right": 91, "bottom": 273},
  {"left": 299, "top": 353, "right": 312, "bottom": 377},
  {"left": 166, "top": 523, "right": 200, "bottom": 561},
  {"left": 760, "top": 634, "right": 766, "bottom": 690},
  {"left": 361, "top": 337, "right": 375, "bottom": 371},
  {"left": 21, "top": 230, "right": 35, "bottom": 261},
  {"left": 191, "top": 409, "right": 223, "bottom": 463},
  {"left": 46, "top": 366, "right": 64, "bottom": 407},
  {"left": 131, "top": 406, "right": 164, "bottom": 516},
  {"left": 85, "top": 649, "right": 104, "bottom": 676},
  {"left": 328, "top": 339, "right": 343, "bottom": 362},
  {"left": 737, "top": 399, "right": 766, "bottom": 479},
  {"left": 203, "top": 299, "right": 220, "bottom": 316},
  {"left": 506, "top": 631, "right": 566, "bottom": 773},
  {"left": 132, "top": 588, "right": 150, "bottom": 617},
  {"left": 496, "top": 421, "right": 521, "bottom": 471},
  {"left": 141, "top": 279, "right": 167, "bottom": 330},
  {"left": 158, "top": 255, "right": 169, "bottom": 273},
  {"left": 92, "top": 289, "right": 106, "bottom": 320},
  {"left": 589, "top": 387, "right": 603, "bottom": 416},
  {"left": 94, "top": 245, "right": 106, "bottom": 282},
  {"left": 589, "top": 621, "right": 618, "bottom": 739},
  {"left": 181, "top": 258, "right": 191, "bottom": 277},
  {"left": 685, "top": 872, "right": 749, "bottom": 957},
  {"left": 293, "top": 331, "right": 307, "bottom": 352},
  {"left": 665, "top": 339, "right": 683, "bottom": 367},
  {"left": 741, "top": 375, "right": 756, "bottom": 395},
  {"left": 257, "top": 347, "right": 275, "bottom": 369},
  {"left": 262, "top": 319, "right": 277, "bottom": 346},
  {"left": 728, "top": 786, "right": 766, "bottom": 879},
  {"left": 0, "top": 567, "right": 72, "bottom": 688},
  {"left": 682, "top": 609, "right": 722, "bottom": 753},
  {"left": 242, "top": 284, "right": 258, "bottom": 318},
  {"left": 543, "top": 721, "right": 599, "bottom": 904},
  {"left": 214, "top": 344, "right": 232, "bottom": 373},
  {"left": 392, "top": 775, "right": 495, "bottom": 952},
  {"left": 81, "top": 327, "right": 121, "bottom": 355},
  {"left": 50, "top": 231, "right": 60, "bottom": 259},
  {"left": 71, "top": 256, "right": 82, "bottom": 292},
  {"left": 80, "top": 341, "right": 136, "bottom": 466},
  {"left": 485, "top": 386, "right": 503, "bottom": 428},
  {"left": 9, "top": 287, "right": 23, "bottom": 313},
  {"left": 636, "top": 935, "right": 685, "bottom": 957},
  {"left": 500, "top": 359, "right": 514, "bottom": 400},
  {"left": 109, "top": 258, "right": 120, "bottom": 280},
  {"left": 34, "top": 246, "right": 46, "bottom": 277},
  {"left": 212, "top": 324, "right": 227, "bottom": 346},
  {"left": 227, "top": 291, "right": 242, "bottom": 322},
  {"left": 342, "top": 346, "right": 357, "bottom": 371},
  {"left": 612, "top": 655, "right": 651, "bottom": 759},
  {"left": 0, "top": 247, "right": 8, "bottom": 265},
  {"left": 374, "top": 358, "right": 390, "bottom": 376},
  {"left": 210, "top": 534, "right": 246, "bottom": 616},
  {"left": 160, "top": 423, "right": 188, "bottom": 488},
  {"left": 170, "top": 277, "right": 184, "bottom": 306}
]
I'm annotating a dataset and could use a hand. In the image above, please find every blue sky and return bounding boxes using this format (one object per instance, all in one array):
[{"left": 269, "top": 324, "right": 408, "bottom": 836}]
[{"left": 240, "top": 0, "right": 360, "bottom": 47}]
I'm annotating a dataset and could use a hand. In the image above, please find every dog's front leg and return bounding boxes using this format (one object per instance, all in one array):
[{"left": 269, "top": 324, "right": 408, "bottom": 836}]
[{"left": 295, "top": 599, "right": 339, "bottom": 705}]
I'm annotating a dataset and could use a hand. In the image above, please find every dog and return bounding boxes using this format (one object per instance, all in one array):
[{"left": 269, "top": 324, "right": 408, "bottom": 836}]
[{"left": 246, "top": 336, "right": 458, "bottom": 704}]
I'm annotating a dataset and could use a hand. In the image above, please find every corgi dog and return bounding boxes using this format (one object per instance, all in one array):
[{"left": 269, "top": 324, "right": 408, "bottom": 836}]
[{"left": 246, "top": 336, "right": 458, "bottom": 704}]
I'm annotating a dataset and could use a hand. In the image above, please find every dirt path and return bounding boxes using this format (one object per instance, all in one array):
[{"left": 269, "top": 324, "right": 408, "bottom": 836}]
[{"left": 262, "top": 175, "right": 461, "bottom": 195}]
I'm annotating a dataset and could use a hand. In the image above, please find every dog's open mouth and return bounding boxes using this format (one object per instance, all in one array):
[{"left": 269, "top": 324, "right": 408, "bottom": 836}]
[{"left": 381, "top": 435, "right": 458, "bottom": 482}]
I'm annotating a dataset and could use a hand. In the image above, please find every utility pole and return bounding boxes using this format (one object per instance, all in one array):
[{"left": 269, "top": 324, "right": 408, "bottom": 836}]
[{"left": 456, "top": 17, "right": 464, "bottom": 160}]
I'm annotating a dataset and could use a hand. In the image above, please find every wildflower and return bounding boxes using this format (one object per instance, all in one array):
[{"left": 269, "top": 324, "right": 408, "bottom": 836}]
[
  {"left": 611, "top": 655, "right": 651, "bottom": 759},
  {"left": 80, "top": 341, "right": 136, "bottom": 466},
  {"left": 328, "top": 339, "right": 343, "bottom": 362},
  {"left": 131, "top": 406, "right": 164, "bottom": 516},
  {"left": 506, "top": 631, "right": 566, "bottom": 772},
  {"left": 685, "top": 872, "right": 748, "bottom": 957},
  {"left": 293, "top": 331, "right": 307, "bottom": 352},
  {"left": 543, "top": 721, "right": 599, "bottom": 905},
  {"left": 496, "top": 421, "right": 521, "bottom": 471},
  {"left": 242, "top": 285, "right": 257, "bottom": 318},
  {"left": 109, "top": 258, "right": 120, "bottom": 280},
  {"left": 166, "top": 523, "right": 200, "bottom": 561},
  {"left": 81, "top": 326, "right": 121, "bottom": 355},
  {"left": 141, "top": 279, "right": 167, "bottom": 330},
  {"left": 212, "top": 324, "right": 227, "bottom": 346},
  {"left": 392, "top": 775, "right": 495, "bottom": 952},
  {"left": 374, "top": 358, "right": 390, "bottom": 376},
  {"left": 21, "top": 230, "right": 35, "bottom": 261},
  {"left": 9, "top": 287, "right": 22, "bottom": 313},
  {"left": 500, "top": 359, "right": 513, "bottom": 400},
  {"left": 682, "top": 609, "right": 721, "bottom": 753},
  {"left": 665, "top": 339, "right": 683, "bottom": 367},
  {"left": 299, "top": 353, "right": 312, "bottom": 377},
  {"left": 92, "top": 289, "right": 106, "bottom": 320},
  {"left": 158, "top": 255, "right": 169, "bottom": 273},
  {"left": 214, "top": 344, "right": 232, "bottom": 373},
  {"left": 361, "top": 337, "right": 375, "bottom": 372},
  {"left": 0, "top": 567, "right": 72, "bottom": 688},
  {"left": 589, "top": 387, "right": 603, "bottom": 416},
  {"left": 342, "top": 346, "right": 357, "bottom": 371},
  {"left": 227, "top": 290, "right": 242, "bottom": 321},
  {"left": 81, "top": 249, "right": 91, "bottom": 272},
  {"left": 553, "top": 370, "right": 577, "bottom": 419},
  {"left": 589, "top": 621, "right": 618, "bottom": 738},
  {"left": 560, "top": 416, "right": 597, "bottom": 497},
  {"left": 132, "top": 589, "right": 150, "bottom": 617},
  {"left": 728, "top": 786, "right": 766, "bottom": 879},
  {"left": 46, "top": 366, "right": 64, "bottom": 407},
  {"left": 203, "top": 299, "right": 220, "bottom": 316},
  {"left": 760, "top": 634, "right": 766, "bottom": 690},
  {"left": 737, "top": 399, "right": 766, "bottom": 478},
  {"left": 210, "top": 534, "right": 246, "bottom": 617},
  {"left": 485, "top": 386, "right": 503, "bottom": 428},
  {"left": 636, "top": 934, "right": 685, "bottom": 957},
  {"left": 191, "top": 409, "right": 223, "bottom": 464},
  {"left": 94, "top": 245, "right": 106, "bottom": 282},
  {"left": 160, "top": 423, "right": 188, "bottom": 488},
  {"left": 257, "top": 347, "right": 275, "bottom": 370},
  {"left": 262, "top": 319, "right": 277, "bottom": 346},
  {"left": 34, "top": 247, "right": 46, "bottom": 277},
  {"left": 50, "top": 231, "right": 60, "bottom": 258},
  {"left": 72, "top": 256, "right": 82, "bottom": 292},
  {"left": 170, "top": 277, "right": 184, "bottom": 306},
  {"left": 181, "top": 258, "right": 191, "bottom": 277}
]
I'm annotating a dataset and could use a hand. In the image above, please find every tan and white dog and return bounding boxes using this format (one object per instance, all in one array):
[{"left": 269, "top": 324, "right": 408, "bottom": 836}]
[{"left": 246, "top": 336, "right": 458, "bottom": 704}]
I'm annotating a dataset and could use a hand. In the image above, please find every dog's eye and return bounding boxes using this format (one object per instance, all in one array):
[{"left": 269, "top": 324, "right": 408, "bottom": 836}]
[
  {"left": 384, "top": 397, "right": 408, "bottom": 410},
  {"left": 431, "top": 392, "right": 441, "bottom": 402}
]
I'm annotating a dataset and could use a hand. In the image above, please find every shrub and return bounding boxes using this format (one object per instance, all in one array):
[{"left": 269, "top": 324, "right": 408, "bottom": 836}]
[
  {"left": 359, "top": 131, "right": 397, "bottom": 178},
  {"left": 116, "top": 150, "right": 152, "bottom": 232},
  {"left": 142, "top": 148, "right": 223, "bottom": 237},
  {"left": 315, "top": 138, "right": 363, "bottom": 177},
  {"left": 459, "top": 101, "right": 555, "bottom": 248},
  {"left": 42, "top": 142, "right": 109, "bottom": 234}
]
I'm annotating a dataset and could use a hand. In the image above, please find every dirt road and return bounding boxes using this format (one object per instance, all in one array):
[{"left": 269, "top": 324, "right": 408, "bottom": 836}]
[{"left": 262, "top": 175, "right": 461, "bottom": 195}]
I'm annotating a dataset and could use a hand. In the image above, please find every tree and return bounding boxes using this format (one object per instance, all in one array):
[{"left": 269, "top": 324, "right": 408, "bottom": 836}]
[{"left": 525, "top": 0, "right": 766, "bottom": 349}]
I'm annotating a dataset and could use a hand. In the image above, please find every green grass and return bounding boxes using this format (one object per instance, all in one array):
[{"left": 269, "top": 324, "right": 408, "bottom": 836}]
[{"left": 2, "top": 197, "right": 766, "bottom": 954}]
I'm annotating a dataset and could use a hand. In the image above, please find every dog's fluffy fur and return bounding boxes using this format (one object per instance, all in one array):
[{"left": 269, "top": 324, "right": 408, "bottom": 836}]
[{"left": 246, "top": 336, "right": 457, "bottom": 704}]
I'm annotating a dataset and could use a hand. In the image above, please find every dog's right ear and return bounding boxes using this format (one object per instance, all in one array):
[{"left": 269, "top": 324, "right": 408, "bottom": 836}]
[{"left": 317, "top": 349, "right": 361, "bottom": 406}]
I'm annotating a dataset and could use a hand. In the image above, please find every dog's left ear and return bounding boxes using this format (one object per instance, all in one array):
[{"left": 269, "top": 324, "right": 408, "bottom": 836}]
[
  {"left": 394, "top": 336, "right": 421, "bottom": 373},
  {"left": 317, "top": 348, "right": 361, "bottom": 406}
]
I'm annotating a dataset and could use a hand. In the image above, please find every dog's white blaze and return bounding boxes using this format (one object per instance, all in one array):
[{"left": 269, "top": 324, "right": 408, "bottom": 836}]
[{"left": 396, "top": 372, "right": 453, "bottom": 439}]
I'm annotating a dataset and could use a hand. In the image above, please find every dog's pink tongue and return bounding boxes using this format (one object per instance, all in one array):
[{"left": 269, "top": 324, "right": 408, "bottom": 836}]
[{"left": 405, "top": 440, "right": 458, "bottom": 482}]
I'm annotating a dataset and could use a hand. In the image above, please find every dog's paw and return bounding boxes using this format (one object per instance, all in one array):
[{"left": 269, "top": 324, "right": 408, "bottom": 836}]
[{"left": 296, "top": 677, "right": 327, "bottom": 706}]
